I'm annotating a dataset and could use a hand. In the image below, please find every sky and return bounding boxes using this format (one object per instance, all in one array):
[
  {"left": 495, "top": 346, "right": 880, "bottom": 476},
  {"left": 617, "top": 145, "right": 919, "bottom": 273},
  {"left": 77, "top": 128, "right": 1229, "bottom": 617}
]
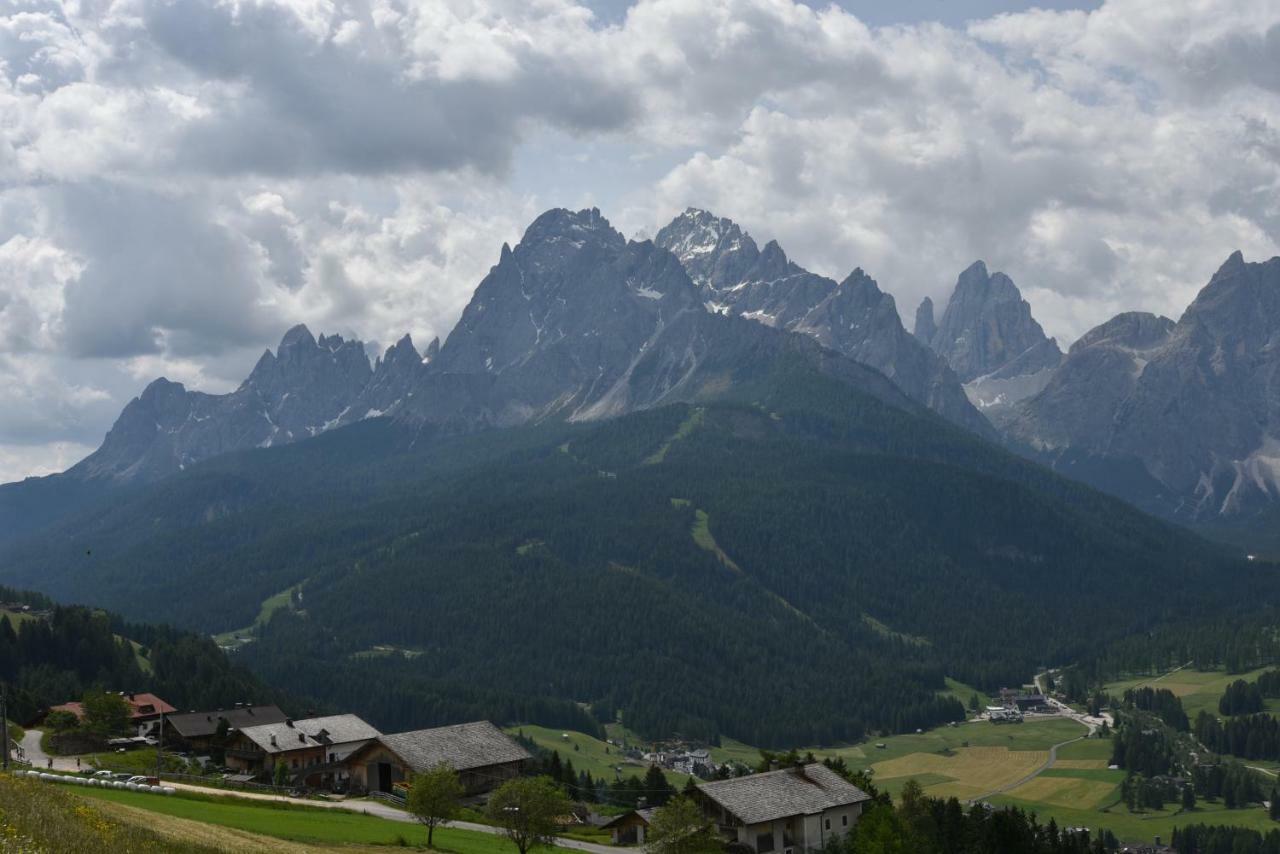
[{"left": 1, "top": 0, "right": 1278, "bottom": 483}]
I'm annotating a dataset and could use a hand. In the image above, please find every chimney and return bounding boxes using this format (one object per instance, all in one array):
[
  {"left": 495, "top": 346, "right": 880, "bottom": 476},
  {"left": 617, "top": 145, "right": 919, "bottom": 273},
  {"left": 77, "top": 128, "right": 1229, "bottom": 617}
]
[
  {"left": 285, "top": 719, "right": 294, "bottom": 728},
  {"left": 299, "top": 733, "right": 306, "bottom": 744},
  {"left": 270, "top": 735, "right": 277, "bottom": 747}
]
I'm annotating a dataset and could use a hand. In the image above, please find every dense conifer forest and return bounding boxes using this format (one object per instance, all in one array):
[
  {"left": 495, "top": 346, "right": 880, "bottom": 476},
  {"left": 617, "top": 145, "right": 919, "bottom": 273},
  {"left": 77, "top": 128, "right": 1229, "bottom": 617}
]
[
  {"left": 0, "top": 585, "right": 270, "bottom": 723},
  {"left": 0, "top": 364, "right": 1264, "bottom": 745}
]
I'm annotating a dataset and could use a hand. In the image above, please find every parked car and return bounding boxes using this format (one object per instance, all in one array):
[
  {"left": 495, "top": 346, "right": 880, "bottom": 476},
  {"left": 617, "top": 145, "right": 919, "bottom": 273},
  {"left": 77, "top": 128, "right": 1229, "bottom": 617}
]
[{"left": 92, "top": 770, "right": 113, "bottom": 779}]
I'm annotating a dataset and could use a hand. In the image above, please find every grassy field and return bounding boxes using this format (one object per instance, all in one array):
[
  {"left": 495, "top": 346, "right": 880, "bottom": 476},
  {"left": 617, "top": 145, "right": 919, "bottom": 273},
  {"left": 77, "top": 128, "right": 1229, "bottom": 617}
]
[
  {"left": 1, "top": 772, "right": 224, "bottom": 853},
  {"left": 213, "top": 584, "right": 303, "bottom": 649},
  {"left": 989, "top": 790, "right": 1278, "bottom": 843},
  {"left": 0, "top": 607, "right": 39, "bottom": 627},
  {"left": 1103, "top": 666, "right": 1277, "bottom": 721},
  {"left": 939, "top": 677, "right": 989, "bottom": 709},
  {"left": 509, "top": 723, "right": 695, "bottom": 787},
  {"left": 690, "top": 509, "right": 742, "bottom": 573},
  {"left": 74, "top": 786, "right": 515, "bottom": 851},
  {"left": 82, "top": 747, "right": 202, "bottom": 775}
]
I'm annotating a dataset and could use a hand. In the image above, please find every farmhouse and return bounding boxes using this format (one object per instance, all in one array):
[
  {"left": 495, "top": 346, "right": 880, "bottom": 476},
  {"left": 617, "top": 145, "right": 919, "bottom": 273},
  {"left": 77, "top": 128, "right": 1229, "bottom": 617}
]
[
  {"left": 164, "top": 704, "right": 289, "bottom": 753},
  {"left": 49, "top": 692, "right": 176, "bottom": 737},
  {"left": 695, "top": 764, "right": 871, "bottom": 854},
  {"left": 344, "top": 720, "right": 531, "bottom": 795},
  {"left": 226, "top": 714, "right": 380, "bottom": 788},
  {"left": 601, "top": 807, "right": 657, "bottom": 845}
]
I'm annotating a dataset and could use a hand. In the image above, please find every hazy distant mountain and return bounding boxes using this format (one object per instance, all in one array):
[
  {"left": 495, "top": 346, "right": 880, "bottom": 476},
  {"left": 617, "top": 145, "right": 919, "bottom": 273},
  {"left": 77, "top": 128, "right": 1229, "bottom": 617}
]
[
  {"left": 0, "top": 207, "right": 921, "bottom": 533},
  {"left": 916, "top": 261, "right": 1062, "bottom": 423},
  {"left": 1010, "top": 252, "right": 1280, "bottom": 524},
  {"left": 654, "top": 208, "right": 990, "bottom": 435},
  {"left": 70, "top": 325, "right": 372, "bottom": 482}
]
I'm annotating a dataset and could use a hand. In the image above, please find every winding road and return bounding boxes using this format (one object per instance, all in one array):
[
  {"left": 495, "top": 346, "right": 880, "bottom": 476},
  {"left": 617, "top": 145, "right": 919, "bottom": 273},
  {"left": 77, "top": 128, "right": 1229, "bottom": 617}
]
[{"left": 17, "top": 729, "right": 614, "bottom": 854}]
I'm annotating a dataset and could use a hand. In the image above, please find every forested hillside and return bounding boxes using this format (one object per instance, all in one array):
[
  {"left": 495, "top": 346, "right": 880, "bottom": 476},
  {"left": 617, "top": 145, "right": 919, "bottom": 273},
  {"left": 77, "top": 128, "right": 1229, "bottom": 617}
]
[
  {"left": 0, "top": 357, "right": 1258, "bottom": 746},
  {"left": 0, "top": 585, "right": 271, "bottom": 723}
]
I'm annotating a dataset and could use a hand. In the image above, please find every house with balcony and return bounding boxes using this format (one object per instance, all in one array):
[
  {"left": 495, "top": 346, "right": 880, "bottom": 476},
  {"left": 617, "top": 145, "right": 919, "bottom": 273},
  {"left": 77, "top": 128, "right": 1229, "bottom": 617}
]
[
  {"left": 694, "top": 764, "right": 871, "bottom": 854},
  {"left": 226, "top": 714, "right": 380, "bottom": 789}
]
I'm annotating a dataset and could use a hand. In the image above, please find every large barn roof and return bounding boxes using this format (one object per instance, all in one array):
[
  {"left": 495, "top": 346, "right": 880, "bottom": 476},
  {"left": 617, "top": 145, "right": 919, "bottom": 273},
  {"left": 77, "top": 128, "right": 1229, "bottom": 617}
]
[
  {"left": 379, "top": 721, "right": 531, "bottom": 773},
  {"left": 239, "top": 714, "right": 380, "bottom": 754},
  {"left": 166, "top": 705, "right": 288, "bottom": 739},
  {"left": 697, "top": 764, "right": 870, "bottom": 825}
]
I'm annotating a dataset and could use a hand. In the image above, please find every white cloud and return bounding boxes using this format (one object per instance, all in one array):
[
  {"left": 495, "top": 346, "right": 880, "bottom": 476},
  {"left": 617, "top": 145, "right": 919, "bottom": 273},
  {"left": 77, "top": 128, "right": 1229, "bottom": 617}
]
[{"left": 1, "top": 0, "right": 1279, "bottom": 480}]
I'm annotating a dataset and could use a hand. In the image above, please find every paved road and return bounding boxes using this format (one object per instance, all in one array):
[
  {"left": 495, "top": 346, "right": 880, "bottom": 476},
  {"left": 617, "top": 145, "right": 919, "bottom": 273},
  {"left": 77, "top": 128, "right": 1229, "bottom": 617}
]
[
  {"left": 18, "top": 729, "right": 84, "bottom": 771},
  {"left": 101, "top": 772, "right": 615, "bottom": 854}
]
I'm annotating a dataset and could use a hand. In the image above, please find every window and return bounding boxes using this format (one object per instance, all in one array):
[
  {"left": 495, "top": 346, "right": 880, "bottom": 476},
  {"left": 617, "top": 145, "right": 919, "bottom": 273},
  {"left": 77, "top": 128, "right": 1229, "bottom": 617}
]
[
  {"left": 841, "top": 815, "right": 848, "bottom": 827},
  {"left": 756, "top": 833, "right": 774, "bottom": 853},
  {"left": 824, "top": 819, "right": 830, "bottom": 831}
]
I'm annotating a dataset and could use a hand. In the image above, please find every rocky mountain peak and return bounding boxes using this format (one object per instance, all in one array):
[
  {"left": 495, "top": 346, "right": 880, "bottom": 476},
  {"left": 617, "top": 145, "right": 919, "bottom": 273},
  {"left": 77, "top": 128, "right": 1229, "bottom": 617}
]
[
  {"left": 930, "top": 261, "right": 1061, "bottom": 383},
  {"left": 1070, "top": 311, "right": 1174, "bottom": 354},
  {"left": 519, "top": 207, "right": 624, "bottom": 252},
  {"left": 653, "top": 208, "right": 759, "bottom": 292},
  {"left": 914, "top": 297, "right": 936, "bottom": 344},
  {"left": 380, "top": 334, "right": 420, "bottom": 367},
  {"left": 651, "top": 208, "right": 989, "bottom": 435},
  {"left": 279, "top": 323, "right": 316, "bottom": 350}
]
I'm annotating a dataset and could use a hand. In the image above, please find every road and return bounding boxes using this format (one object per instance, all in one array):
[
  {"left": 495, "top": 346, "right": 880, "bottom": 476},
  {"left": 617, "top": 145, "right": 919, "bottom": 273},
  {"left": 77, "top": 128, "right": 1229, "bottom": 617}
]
[
  {"left": 20, "top": 733, "right": 615, "bottom": 854},
  {"left": 166, "top": 786, "right": 615, "bottom": 854},
  {"left": 18, "top": 729, "right": 91, "bottom": 772},
  {"left": 966, "top": 673, "right": 1115, "bottom": 804},
  {"left": 970, "top": 734, "right": 1085, "bottom": 803}
]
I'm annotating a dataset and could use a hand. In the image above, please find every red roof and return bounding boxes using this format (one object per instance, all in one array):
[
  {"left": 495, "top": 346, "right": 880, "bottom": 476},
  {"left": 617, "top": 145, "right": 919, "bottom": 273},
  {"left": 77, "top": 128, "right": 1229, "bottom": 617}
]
[{"left": 50, "top": 693, "right": 176, "bottom": 721}]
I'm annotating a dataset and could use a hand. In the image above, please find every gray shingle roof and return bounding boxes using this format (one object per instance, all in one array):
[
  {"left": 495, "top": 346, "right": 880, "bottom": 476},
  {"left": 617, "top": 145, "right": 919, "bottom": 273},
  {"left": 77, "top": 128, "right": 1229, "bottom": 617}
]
[
  {"left": 166, "top": 705, "right": 289, "bottom": 739},
  {"left": 601, "top": 807, "right": 657, "bottom": 829},
  {"left": 697, "top": 764, "right": 870, "bottom": 825},
  {"left": 240, "top": 714, "right": 381, "bottom": 754},
  {"left": 379, "top": 721, "right": 531, "bottom": 773}
]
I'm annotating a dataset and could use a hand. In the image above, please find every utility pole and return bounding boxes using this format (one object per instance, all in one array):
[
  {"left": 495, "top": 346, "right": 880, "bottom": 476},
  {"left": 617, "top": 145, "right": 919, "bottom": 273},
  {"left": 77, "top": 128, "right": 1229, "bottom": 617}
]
[
  {"left": 2, "top": 683, "right": 10, "bottom": 771},
  {"left": 155, "top": 709, "right": 164, "bottom": 780}
]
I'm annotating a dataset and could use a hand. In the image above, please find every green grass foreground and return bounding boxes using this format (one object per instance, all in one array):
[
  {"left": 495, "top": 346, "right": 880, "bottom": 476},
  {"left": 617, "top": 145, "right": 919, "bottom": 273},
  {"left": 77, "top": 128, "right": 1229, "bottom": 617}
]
[
  {"left": 0, "top": 772, "right": 220, "bottom": 853},
  {"left": 73, "top": 786, "right": 516, "bottom": 851}
]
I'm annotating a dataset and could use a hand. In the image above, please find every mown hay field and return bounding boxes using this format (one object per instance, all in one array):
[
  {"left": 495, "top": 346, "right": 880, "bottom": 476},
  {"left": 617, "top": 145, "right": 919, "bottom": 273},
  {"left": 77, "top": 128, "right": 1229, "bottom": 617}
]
[{"left": 871, "top": 745, "right": 1048, "bottom": 801}]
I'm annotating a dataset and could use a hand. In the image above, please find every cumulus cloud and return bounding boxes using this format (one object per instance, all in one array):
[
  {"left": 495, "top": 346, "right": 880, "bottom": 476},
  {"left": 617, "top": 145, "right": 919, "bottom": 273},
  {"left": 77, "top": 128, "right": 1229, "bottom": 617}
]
[
  {"left": 1, "top": 0, "right": 1279, "bottom": 480},
  {"left": 629, "top": 0, "right": 1280, "bottom": 341}
]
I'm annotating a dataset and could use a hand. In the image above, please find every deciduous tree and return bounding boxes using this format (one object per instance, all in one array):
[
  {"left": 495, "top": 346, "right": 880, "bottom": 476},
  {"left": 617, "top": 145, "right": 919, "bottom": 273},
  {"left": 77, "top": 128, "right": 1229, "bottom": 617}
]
[
  {"left": 407, "top": 763, "right": 463, "bottom": 848},
  {"left": 487, "top": 776, "right": 570, "bottom": 854},
  {"left": 644, "top": 796, "right": 721, "bottom": 854}
]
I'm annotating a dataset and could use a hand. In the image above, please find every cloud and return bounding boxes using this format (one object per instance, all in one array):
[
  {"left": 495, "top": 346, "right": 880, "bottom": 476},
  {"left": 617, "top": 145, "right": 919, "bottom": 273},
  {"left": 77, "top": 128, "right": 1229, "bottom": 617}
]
[
  {"left": 2, "top": 0, "right": 1280, "bottom": 480},
  {"left": 634, "top": 0, "right": 1280, "bottom": 342}
]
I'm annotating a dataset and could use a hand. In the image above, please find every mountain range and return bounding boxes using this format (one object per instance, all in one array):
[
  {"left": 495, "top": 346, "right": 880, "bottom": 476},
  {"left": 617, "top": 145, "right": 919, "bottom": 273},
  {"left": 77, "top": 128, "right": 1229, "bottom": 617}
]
[
  {"left": 6, "top": 206, "right": 1279, "bottom": 550},
  {"left": 0, "top": 204, "right": 1275, "bottom": 744}
]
